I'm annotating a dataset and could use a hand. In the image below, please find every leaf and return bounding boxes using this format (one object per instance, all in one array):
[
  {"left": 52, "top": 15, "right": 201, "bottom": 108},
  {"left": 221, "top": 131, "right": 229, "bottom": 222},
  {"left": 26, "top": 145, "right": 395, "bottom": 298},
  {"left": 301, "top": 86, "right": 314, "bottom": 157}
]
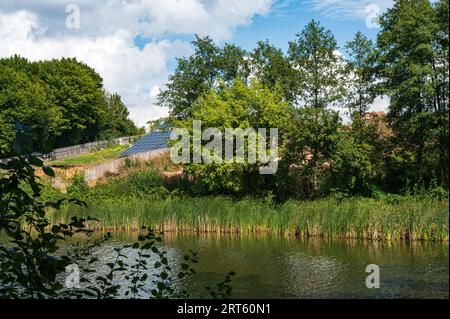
[
  {"left": 42, "top": 166, "right": 55, "bottom": 177},
  {"left": 28, "top": 156, "right": 43, "bottom": 167}
]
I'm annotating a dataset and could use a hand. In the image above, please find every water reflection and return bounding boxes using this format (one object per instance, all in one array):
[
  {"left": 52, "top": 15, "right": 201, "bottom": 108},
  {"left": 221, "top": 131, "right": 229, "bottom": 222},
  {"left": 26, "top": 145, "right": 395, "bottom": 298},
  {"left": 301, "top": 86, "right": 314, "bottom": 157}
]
[{"left": 2, "top": 231, "right": 448, "bottom": 298}]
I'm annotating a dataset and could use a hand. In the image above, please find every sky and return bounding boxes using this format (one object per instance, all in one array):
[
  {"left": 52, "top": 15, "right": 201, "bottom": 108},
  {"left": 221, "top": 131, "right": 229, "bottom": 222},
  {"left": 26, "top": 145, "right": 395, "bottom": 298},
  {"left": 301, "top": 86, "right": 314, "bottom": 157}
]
[{"left": 0, "top": 0, "right": 394, "bottom": 127}]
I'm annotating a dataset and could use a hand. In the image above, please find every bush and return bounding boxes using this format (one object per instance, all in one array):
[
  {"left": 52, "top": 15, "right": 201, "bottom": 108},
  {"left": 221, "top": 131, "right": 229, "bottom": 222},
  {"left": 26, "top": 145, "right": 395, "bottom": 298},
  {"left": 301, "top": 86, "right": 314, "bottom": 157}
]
[
  {"left": 128, "top": 169, "right": 165, "bottom": 193},
  {"left": 88, "top": 169, "right": 170, "bottom": 200},
  {"left": 67, "top": 172, "right": 88, "bottom": 195}
]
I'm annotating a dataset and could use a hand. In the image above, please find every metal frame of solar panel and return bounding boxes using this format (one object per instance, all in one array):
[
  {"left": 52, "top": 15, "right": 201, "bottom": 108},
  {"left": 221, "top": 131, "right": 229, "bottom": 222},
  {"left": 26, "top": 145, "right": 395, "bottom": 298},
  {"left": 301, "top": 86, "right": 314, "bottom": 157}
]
[{"left": 121, "top": 131, "right": 171, "bottom": 157}]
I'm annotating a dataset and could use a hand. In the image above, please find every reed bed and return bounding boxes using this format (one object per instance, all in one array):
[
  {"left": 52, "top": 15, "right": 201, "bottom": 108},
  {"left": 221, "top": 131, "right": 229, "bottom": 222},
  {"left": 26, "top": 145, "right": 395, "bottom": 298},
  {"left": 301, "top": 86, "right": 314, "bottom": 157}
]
[{"left": 48, "top": 196, "right": 449, "bottom": 241}]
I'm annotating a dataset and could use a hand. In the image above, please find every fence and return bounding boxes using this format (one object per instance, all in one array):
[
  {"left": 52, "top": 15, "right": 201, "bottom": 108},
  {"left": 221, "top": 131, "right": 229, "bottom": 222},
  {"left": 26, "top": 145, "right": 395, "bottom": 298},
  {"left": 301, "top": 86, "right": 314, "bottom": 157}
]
[
  {"left": 0, "top": 136, "right": 140, "bottom": 165},
  {"left": 1, "top": 136, "right": 141, "bottom": 164},
  {"left": 41, "top": 136, "right": 139, "bottom": 162}
]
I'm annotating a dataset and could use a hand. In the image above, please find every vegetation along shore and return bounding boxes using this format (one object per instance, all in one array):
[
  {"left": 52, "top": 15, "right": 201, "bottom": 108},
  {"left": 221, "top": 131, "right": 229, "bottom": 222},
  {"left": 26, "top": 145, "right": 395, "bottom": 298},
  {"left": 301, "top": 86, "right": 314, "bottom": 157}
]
[{"left": 45, "top": 168, "right": 448, "bottom": 241}]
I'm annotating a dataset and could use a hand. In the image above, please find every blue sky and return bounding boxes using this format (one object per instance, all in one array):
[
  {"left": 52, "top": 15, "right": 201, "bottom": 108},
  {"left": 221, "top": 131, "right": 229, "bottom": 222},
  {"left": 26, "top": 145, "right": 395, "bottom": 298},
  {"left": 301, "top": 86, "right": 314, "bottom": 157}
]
[
  {"left": 0, "top": 0, "right": 392, "bottom": 126},
  {"left": 228, "top": 2, "right": 381, "bottom": 52},
  {"left": 134, "top": 0, "right": 384, "bottom": 53}
]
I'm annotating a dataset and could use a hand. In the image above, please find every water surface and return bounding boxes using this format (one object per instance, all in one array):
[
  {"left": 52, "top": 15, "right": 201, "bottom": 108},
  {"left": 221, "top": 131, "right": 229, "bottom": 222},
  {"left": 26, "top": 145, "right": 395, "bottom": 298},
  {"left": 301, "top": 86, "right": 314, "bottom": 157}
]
[
  {"left": 94, "top": 233, "right": 449, "bottom": 299},
  {"left": 1, "top": 232, "right": 448, "bottom": 298}
]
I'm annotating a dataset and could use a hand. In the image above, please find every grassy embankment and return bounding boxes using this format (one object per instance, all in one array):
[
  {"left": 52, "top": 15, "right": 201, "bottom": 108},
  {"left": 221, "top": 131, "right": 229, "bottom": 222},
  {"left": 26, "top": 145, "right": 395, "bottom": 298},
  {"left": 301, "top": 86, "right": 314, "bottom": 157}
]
[{"left": 47, "top": 144, "right": 128, "bottom": 167}]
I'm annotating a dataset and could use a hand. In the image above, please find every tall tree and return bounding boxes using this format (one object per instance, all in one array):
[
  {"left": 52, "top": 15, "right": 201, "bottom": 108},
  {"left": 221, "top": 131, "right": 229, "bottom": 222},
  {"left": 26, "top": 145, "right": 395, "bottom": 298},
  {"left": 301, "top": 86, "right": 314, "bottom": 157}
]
[
  {"left": 0, "top": 63, "right": 63, "bottom": 154},
  {"left": 158, "top": 36, "right": 251, "bottom": 120},
  {"left": 250, "top": 40, "right": 298, "bottom": 102},
  {"left": 431, "top": 0, "right": 449, "bottom": 186},
  {"left": 157, "top": 35, "right": 220, "bottom": 120},
  {"left": 216, "top": 43, "right": 250, "bottom": 83},
  {"left": 282, "top": 107, "right": 342, "bottom": 197},
  {"left": 344, "top": 31, "right": 376, "bottom": 118},
  {"left": 376, "top": 0, "right": 446, "bottom": 187},
  {"left": 99, "top": 93, "right": 141, "bottom": 139},
  {"left": 37, "top": 58, "right": 105, "bottom": 147},
  {"left": 288, "top": 20, "right": 345, "bottom": 109}
]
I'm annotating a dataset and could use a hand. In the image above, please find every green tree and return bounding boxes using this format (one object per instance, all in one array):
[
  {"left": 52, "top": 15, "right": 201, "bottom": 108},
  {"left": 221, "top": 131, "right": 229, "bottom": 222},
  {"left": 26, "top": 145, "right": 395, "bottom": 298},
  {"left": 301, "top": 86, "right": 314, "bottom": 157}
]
[
  {"left": 99, "top": 92, "right": 140, "bottom": 139},
  {"left": 0, "top": 113, "right": 15, "bottom": 155},
  {"left": 0, "top": 62, "right": 63, "bottom": 154},
  {"left": 327, "top": 129, "right": 375, "bottom": 196},
  {"left": 288, "top": 20, "right": 345, "bottom": 108},
  {"left": 376, "top": 0, "right": 447, "bottom": 188},
  {"left": 216, "top": 43, "right": 250, "bottom": 83},
  {"left": 250, "top": 40, "right": 298, "bottom": 102},
  {"left": 431, "top": 0, "right": 449, "bottom": 187},
  {"left": 281, "top": 108, "right": 341, "bottom": 198},
  {"left": 158, "top": 36, "right": 250, "bottom": 120},
  {"left": 344, "top": 31, "right": 376, "bottom": 119},
  {"left": 158, "top": 36, "right": 220, "bottom": 120},
  {"left": 176, "top": 79, "right": 290, "bottom": 196},
  {"left": 37, "top": 58, "right": 106, "bottom": 147}
]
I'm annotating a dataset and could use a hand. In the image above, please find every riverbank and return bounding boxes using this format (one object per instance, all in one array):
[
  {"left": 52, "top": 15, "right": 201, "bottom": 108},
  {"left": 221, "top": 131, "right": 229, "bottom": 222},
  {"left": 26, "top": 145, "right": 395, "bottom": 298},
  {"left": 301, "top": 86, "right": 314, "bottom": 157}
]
[{"left": 48, "top": 196, "right": 449, "bottom": 241}]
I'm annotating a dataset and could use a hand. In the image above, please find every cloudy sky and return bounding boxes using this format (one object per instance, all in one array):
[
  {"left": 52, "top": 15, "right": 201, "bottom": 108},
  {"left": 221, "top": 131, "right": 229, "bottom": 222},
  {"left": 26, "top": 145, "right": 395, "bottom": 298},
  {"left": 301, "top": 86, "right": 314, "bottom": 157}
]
[{"left": 0, "top": 0, "right": 393, "bottom": 127}]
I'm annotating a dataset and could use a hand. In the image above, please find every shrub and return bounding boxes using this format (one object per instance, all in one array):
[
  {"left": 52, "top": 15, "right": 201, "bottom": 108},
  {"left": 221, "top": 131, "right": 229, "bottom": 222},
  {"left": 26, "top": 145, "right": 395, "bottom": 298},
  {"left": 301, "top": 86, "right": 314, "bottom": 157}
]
[{"left": 67, "top": 172, "right": 88, "bottom": 195}]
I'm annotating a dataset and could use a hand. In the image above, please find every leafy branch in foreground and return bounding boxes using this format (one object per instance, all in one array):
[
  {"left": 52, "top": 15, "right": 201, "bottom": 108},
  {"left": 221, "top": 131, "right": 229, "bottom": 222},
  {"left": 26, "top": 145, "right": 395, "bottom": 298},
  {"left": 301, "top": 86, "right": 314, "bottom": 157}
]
[{"left": 0, "top": 155, "right": 235, "bottom": 299}]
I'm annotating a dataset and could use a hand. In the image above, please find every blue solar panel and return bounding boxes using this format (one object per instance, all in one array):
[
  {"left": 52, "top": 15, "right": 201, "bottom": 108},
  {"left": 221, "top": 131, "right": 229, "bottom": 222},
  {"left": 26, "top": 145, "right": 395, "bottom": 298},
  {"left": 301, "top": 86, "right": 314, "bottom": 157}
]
[{"left": 121, "top": 131, "right": 171, "bottom": 157}]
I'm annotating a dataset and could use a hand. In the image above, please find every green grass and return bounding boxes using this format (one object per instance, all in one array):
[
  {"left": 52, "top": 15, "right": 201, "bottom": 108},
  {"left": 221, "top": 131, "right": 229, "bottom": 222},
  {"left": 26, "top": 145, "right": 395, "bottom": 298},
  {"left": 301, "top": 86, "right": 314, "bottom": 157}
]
[
  {"left": 48, "top": 144, "right": 129, "bottom": 166},
  {"left": 48, "top": 196, "right": 449, "bottom": 241}
]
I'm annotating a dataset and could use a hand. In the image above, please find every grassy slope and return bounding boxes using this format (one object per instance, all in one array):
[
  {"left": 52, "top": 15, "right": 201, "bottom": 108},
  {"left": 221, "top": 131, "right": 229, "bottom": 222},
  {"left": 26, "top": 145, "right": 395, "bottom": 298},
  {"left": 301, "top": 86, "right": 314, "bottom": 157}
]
[{"left": 47, "top": 144, "right": 128, "bottom": 167}]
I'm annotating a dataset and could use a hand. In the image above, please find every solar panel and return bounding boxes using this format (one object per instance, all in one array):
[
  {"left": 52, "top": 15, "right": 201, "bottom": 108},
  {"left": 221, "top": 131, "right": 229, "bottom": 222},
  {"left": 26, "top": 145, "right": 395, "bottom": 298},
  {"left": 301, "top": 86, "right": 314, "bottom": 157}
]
[{"left": 120, "top": 131, "right": 171, "bottom": 157}]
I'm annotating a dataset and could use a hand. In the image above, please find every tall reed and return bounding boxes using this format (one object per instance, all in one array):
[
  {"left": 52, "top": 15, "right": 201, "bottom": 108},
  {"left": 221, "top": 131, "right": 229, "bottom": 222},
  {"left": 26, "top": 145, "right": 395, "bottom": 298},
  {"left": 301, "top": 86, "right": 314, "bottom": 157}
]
[{"left": 48, "top": 196, "right": 449, "bottom": 241}]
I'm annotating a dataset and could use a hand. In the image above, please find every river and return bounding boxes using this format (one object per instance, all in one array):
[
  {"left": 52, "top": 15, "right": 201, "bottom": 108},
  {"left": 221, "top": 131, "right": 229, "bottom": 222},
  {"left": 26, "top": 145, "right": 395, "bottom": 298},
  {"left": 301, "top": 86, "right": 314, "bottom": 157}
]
[{"left": 73, "top": 232, "right": 449, "bottom": 299}]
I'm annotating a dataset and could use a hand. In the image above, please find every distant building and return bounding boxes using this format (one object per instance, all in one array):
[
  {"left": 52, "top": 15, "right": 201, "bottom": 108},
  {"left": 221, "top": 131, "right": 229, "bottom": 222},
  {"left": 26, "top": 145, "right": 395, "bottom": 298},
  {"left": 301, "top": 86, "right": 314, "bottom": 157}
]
[
  {"left": 120, "top": 130, "right": 171, "bottom": 157},
  {"left": 362, "top": 111, "right": 393, "bottom": 139}
]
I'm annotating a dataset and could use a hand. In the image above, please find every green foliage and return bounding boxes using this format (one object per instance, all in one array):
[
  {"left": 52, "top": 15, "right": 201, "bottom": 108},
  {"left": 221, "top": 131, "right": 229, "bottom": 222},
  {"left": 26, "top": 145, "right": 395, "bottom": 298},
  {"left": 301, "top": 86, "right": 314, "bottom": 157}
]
[
  {"left": 85, "top": 169, "right": 170, "bottom": 200},
  {"left": 99, "top": 93, "right": 140, "bottom": 140},
  {"left": 0, "top": 155, "right": 90, "bottom": 298},
  {"left": 177, "top": 79, "right": 290, "bottom": 196},
  {"left": 0, "top": 57, "right": 63, "bottom": 154},
  {"left": 376, "top": 0, "right": 449, "bottom": 188},
  {"left": 0, "top": 56, "right": 140, "bottom": 156},
  {"left": 344, "top": 31, "right": 376, "bottom": 118},
  {"left": 67, "top": 173, "right": 89, "bottom": 196},
  {"left": 251, "top": 40, "right": 298, "bottom": 102},
  {"left": 328, "top": 132, "right": 374, "bottom": 196},
  {"left": 282, "top": 107, "right": 341, "bottom": 198},
  {"left": 127, "top": 169, "right": 167, "bottom": 196},
  {"left": 288, "top": 20, "right": 345, "bottom": 108},
  {"left": 158, "top": 35, "right": 250, "bottom": 120}
]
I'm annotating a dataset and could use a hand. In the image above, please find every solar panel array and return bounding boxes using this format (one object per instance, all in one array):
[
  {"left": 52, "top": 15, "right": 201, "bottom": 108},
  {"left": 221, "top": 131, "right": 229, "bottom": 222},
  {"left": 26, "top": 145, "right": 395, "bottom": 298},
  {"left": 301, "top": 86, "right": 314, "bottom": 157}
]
[{"left": 121, "top": 131, "right": 171, "bottom": 157}]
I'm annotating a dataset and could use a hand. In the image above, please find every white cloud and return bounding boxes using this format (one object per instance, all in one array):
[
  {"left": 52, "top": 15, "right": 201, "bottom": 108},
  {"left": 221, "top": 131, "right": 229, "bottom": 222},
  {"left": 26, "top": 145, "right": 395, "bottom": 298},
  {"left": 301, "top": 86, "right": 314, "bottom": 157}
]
[
  {"left": 0, "top": 0, "right": 274, "bottom": 127},
  {"left": 0, "top": 0, "right": 273, "bottom": 41},
  {"left": 149, "top": 85, "right": 161, "bottom": 98},
  {"left": 0, "top": 10, "right": 193, "bottom": 127},
  {"left": 369, "top": 95, "right": 389, "bottom": 113},
  {"left": 304, "top": 0, "right": 393, "bottom": 20}
]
